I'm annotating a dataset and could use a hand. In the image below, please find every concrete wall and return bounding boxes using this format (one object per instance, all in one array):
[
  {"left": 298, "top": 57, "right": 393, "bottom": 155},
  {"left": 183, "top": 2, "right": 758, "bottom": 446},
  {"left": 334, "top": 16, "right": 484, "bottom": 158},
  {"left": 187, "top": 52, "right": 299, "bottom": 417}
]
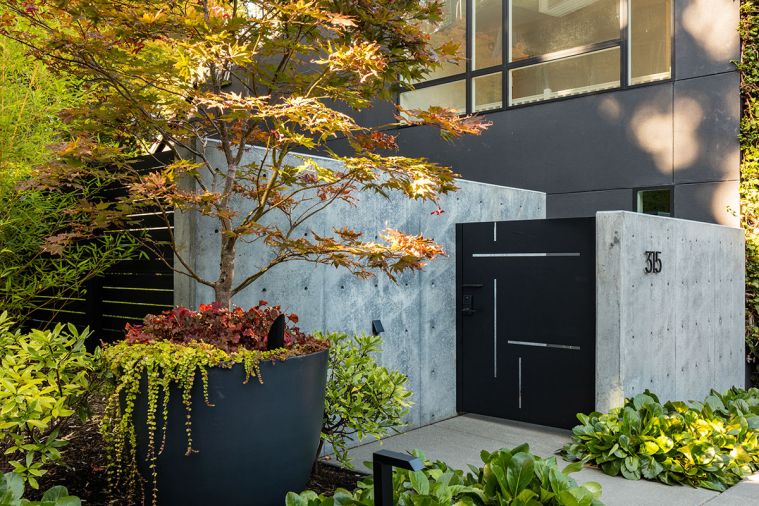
[
  {"left": 175, "top": 144, "right": 546, "bottom": 429},
  {"left": 595, "top": 211, "right": 744, "bottom": 412},
  {"left": 326, "top": 0, "right": 741, "bottom": 226}
]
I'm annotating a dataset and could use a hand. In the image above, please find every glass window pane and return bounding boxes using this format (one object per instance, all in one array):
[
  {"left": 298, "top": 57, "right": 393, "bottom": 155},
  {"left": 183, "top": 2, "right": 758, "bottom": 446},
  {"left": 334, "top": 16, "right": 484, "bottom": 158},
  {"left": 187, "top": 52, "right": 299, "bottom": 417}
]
[
  {"left": 510, "top": 0, "right": 620, "bottom": 62},
  {"left": 473, "top": 0, "right": 503, "bottom": 70},
  {"left": 400, "top": 80, "right": 466, "bottom": 113},
  {"left": 419, "top": 0, "right": 467, "bottom": 81},
  {"left": 630, "top": 0, "right": 672, "bottom": 85},
  {"left": 636, "top": 189, "right": 672, "bottom": 216},
  {"left": 473, "top": 73, "right": 503, "bottom": 112},
  {"left": 510, "top": 47, "right": 620, "bottom": 105}
]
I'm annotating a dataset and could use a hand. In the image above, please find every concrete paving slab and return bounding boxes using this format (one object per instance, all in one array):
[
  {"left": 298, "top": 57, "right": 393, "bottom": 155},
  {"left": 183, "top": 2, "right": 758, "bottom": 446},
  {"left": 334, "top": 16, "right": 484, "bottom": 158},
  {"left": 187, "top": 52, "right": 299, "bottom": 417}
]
[{"left": 341, "top": 415, "right": 756, "bottom": 506}]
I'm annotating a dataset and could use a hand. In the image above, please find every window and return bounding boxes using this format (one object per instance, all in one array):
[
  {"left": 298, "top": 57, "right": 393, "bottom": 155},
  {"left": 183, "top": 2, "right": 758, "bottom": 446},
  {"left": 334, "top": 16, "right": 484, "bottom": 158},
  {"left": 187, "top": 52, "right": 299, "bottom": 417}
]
[
  {"left": 401, "top": 0, "right": 672, "bottom": 112},
  {"left": 635, "top": 187, "right": 672, "bottom": 216}
]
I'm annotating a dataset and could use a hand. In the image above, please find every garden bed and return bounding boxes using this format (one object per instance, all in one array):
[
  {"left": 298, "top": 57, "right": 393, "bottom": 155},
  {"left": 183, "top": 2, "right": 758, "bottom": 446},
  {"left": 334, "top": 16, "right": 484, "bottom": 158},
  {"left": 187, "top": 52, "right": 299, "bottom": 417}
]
[{"left": 0, "top": 397, "right": 366, "bottom": 505}]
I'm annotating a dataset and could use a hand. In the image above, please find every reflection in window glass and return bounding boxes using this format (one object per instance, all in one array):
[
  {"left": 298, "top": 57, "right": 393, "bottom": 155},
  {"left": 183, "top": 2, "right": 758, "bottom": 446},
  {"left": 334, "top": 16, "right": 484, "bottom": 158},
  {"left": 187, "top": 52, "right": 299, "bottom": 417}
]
[
  {"left": 474, "top": 73, "right": 503, "bottom": 112},
  {"left": 473, "top": 0, "right": 503, "bottom": 70},
  {"left": 630, "top": 0, "right": 672, "bottom": 85},
  {"left": 510, "top": 47, "right": 620, "bottom": 105},
  {"left": 400, "top": 80, "right": 466, "bottom": 113},
  {"left": 510, "top": 0, "right": 619, "bottom": 62},
  {"left": 636, "top": 188, "right": 672, "bottom": 216},
  {"left": 419, "top": 0, "right": 467, "bottom": 81}
]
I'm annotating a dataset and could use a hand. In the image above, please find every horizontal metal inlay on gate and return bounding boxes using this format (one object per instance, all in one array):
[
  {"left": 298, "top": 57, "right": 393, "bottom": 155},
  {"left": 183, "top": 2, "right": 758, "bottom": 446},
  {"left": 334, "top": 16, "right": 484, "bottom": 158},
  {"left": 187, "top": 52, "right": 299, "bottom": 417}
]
[
  {"left": 471, "top": 253, "right": 581, "bottom": 258},
  {"left": 507, "top": 340, "right": 581, "bottom": 351}
]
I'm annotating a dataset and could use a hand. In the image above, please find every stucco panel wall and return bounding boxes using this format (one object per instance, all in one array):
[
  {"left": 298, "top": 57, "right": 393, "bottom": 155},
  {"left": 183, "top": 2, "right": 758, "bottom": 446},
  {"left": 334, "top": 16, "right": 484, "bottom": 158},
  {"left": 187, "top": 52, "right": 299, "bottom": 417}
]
[
  {"left": 596, "top": 211, "right": 744, "bottom": 411},
  {"left": 176, "top": 144, "right": 546, "bottom": 428}
]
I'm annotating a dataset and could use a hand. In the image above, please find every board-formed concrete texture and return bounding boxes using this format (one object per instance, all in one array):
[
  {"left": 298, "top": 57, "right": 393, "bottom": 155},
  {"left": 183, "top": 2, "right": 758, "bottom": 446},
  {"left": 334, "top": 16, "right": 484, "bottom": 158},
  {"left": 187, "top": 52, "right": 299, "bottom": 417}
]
[
  {"left": 595, "top": 211, "right": 744, "bottom": 412},
  {"left": 175, "top": 142, "right": 547, "bottom": 428}
]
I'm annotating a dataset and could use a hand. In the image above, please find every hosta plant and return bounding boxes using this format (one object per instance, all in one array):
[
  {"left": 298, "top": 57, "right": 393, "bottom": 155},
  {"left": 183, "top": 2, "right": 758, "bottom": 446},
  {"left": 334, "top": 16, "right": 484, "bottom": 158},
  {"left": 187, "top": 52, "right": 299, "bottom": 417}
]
[
  {"left": 319, "top": 332, "right": 412, "bottom": 466},
  {"left": 288, "top": 445, "right": 603, "bottom": 506},
  {"left": 99, "top": 302, "right": 328, "bottom": 502},
  {"left": 0, "top": 472, "right": 80, "bottom": 506},
  {"left": 0, "top": 313, "right": 98, "bottom": 488},
  {"left": 562, "top": 388, "right": 759, "bottom": 491}
]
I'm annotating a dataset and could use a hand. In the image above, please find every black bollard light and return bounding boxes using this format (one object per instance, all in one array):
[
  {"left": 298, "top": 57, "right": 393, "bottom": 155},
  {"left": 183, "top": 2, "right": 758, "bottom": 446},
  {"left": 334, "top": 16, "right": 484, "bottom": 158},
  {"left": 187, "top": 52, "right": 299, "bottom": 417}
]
[{"left": 372, "top": 450, "right": 423, "bottom": 506}]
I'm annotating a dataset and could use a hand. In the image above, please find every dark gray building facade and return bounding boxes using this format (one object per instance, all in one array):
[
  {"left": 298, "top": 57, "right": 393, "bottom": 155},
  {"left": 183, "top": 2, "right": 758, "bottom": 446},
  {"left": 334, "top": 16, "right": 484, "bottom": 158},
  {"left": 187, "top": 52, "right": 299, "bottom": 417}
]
[{"left": 340, "top": 0, "right": 741, "bottom": 226}]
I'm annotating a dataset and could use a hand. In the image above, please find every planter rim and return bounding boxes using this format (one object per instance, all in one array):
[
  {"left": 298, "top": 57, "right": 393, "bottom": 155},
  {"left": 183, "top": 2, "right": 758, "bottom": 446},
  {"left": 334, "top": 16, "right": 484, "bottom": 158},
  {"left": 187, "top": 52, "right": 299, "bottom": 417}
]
[
  {"left": 223, "top": 346, "right": 328, "bottom": 365},
  {"left": 118, "top": 343, "right": 328, "bottom": 361}
]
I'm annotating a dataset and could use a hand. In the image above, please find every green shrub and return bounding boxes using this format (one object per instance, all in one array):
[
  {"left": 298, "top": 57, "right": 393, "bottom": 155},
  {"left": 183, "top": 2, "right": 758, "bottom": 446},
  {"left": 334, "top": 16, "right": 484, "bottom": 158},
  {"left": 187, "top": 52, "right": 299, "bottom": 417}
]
[
  {"left": 287, "top": 445, "right": 603, "bottom": 505},
  {"left": 319, "top": 333, "right": 412, "bottom": 466},
  {"left": 738, "top": 2, "right": 759, "bottom": 381},
  {"left": 0, "top": 471, "right": 80, "bottom": 506},
  {"left": 0, "top": 22, "right": 136, "bottom": 327},
  {"left": 0, "top": 313, "right": 98, "bottom": 488},
  {"left": 561, "top": 388, "right": 759, "bottom": 492}
]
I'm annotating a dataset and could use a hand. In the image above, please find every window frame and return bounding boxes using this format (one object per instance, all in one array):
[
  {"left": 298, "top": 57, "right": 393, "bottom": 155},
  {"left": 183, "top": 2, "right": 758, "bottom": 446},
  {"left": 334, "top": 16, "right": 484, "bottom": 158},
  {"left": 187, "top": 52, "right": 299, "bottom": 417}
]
[
  {"left": 400, "top": 0, "right": 674, "bottom": 113},
  {"left": 633, "top": 185, "right": 674, "bottom": 217}
]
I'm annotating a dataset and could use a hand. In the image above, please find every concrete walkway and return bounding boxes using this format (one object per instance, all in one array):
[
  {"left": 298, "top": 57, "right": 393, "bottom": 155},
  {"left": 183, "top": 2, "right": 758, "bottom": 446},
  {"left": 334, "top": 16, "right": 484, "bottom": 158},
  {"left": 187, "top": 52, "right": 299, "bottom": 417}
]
[{"left": 343, "top": 415, "right": 759, "bottom": 506}]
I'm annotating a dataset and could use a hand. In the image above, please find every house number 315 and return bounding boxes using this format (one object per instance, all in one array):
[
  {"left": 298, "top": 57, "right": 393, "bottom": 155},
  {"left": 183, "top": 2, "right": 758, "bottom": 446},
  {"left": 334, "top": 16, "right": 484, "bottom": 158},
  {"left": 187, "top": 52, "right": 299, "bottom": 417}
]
[{"left": 645, "top": 251, "right": 662, "bottom": 274}]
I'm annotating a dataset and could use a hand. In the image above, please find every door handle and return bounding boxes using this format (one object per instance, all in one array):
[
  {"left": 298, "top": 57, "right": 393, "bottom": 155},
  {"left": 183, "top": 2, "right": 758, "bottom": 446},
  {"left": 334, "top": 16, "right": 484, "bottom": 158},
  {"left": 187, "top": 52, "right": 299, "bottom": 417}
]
[{"left": 462, "top": 294, "right": 477, "bottom": 316}]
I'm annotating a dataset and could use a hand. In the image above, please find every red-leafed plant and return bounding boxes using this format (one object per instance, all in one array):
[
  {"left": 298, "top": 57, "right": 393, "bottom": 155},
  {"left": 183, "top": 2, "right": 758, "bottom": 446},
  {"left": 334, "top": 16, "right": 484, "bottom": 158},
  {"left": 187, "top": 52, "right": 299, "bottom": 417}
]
[{"left": 124, "top": 301, "right": 308, "bottom": 352}]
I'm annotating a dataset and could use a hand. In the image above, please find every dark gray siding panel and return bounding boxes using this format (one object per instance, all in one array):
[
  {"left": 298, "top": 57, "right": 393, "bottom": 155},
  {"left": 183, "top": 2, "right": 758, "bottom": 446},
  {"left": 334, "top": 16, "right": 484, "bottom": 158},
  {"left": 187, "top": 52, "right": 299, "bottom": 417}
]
[
  {"left": 386, "top": 83, "right": 675, "bottom": 194},
  {"left": 674, "top": 181, "right": 740, "bottom": 226},
  {"left": 547, "top": 189, "right": 633, "bottom": 219},
  {"left": 675, "top": 0, "right": 740, "bottom": 81},
  {"left": 673, "top": 71, "right": 740, "bottom": 184}
]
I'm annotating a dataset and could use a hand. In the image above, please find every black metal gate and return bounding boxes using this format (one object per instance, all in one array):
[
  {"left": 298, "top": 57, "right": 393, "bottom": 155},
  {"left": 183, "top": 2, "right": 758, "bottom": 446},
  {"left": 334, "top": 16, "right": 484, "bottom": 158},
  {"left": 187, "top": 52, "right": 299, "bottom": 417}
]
[{"left": 456, "top": 218, "right": 596, "bottom": 429}]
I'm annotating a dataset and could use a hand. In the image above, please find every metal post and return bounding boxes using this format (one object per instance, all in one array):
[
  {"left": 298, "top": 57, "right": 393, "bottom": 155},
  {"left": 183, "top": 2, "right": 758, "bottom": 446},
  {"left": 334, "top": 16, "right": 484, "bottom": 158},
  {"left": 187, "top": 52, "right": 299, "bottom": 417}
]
[{"left": 373, "top": 450, "right": 423, "bottom": 506}]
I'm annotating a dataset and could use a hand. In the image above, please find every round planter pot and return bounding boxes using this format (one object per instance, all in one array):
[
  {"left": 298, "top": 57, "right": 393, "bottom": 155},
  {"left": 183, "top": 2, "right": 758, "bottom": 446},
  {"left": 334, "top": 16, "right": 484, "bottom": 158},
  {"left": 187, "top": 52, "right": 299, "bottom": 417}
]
[{"left": 133, "top": 349, "right": 328, "bottom": 506}]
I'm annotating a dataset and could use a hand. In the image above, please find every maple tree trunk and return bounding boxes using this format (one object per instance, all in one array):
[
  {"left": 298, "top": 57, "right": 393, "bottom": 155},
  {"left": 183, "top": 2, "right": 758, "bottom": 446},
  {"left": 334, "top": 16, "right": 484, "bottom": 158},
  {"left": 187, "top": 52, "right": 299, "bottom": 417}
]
[{"left": 214, "top": 234, "right": 236, "bottom": 308}]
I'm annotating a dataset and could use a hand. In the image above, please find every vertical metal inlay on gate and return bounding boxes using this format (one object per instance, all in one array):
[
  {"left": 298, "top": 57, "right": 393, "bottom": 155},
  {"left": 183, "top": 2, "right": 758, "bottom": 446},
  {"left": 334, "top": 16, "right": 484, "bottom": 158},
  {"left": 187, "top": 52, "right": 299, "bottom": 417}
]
[
  {"left": 493, "top": 278, "right": 497, "bottom": 378},
  {"left": 518, "top": 357, "right": 522, "bottom": 409}
]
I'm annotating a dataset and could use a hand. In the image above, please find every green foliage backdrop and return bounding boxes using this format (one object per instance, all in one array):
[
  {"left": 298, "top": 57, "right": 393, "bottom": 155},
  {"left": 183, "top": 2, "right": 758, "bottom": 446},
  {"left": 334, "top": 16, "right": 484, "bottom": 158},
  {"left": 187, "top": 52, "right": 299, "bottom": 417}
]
[
  {"left": 0, "top": 34, "right": 81, "bottom": 182},
  {"left": 739, "top": 2, "right": 759, "bottom": 378},
  {"left": 0, "top": 30, "right": 138, "bottom": 324}
]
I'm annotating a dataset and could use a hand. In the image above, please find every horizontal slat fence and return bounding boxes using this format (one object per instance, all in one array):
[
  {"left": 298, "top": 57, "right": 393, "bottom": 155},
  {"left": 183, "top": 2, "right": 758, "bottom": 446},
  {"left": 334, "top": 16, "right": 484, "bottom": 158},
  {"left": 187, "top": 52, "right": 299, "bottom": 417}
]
[{"left": 25, "top": 151, "right": 175, "bottom": 346}]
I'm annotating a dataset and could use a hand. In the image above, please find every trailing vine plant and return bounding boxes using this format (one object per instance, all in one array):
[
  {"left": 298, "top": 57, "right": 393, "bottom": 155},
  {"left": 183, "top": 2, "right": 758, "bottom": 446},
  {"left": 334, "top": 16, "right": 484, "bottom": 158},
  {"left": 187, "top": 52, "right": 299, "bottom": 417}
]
[
  {"left": 739, "top": 1, "right": 759, "bottom": 383},
  {"left": 98, "top": 303, "right": 327, "bottom": 504}
]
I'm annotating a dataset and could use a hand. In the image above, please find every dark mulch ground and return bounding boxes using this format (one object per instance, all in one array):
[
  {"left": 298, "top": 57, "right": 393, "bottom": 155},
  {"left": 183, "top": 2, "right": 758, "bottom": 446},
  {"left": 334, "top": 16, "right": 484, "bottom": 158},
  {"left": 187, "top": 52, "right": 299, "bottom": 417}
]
[
  {"left": 307, "top": 461, "right": 367, "bottom": 496},
  {"left": 0, "top": 398, "right": 367, "bottom": 505}
]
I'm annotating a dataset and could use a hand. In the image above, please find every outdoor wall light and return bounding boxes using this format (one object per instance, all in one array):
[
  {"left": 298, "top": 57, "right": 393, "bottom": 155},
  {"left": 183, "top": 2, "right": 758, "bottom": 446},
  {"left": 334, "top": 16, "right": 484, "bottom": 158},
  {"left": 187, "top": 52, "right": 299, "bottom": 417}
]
[{"left": 372, "top": 319, "right": 384, "bottom": 336}]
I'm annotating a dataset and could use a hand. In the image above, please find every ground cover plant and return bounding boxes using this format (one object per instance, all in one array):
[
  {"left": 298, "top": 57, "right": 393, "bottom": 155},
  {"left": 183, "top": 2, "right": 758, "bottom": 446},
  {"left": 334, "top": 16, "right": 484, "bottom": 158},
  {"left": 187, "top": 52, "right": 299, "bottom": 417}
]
[
  {"left": 0, "top": 313, "right": 100, "bottom": 489},
  {"left": 561, "top": 388, "right": 759, "bottom": 492},
  {"left": 319, "top": 332, "right": 412, "bottom": 467},
  {"left": 0, "top": 471, "right": 80, "bottom": 506},
  {"left": 288, "top": 445, "right": 603, "bottom": 506}
]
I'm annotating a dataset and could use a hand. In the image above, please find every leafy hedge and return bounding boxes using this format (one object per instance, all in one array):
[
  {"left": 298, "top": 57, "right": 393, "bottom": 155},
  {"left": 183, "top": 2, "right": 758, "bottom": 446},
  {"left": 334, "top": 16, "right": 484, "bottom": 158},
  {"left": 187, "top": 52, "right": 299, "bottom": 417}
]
[
  {"left": 740, "top": 1, "right": 759, "bottom": 381},
  {"left": 288, "top": 445, "right": 603, "bottom": 506},
  {"left": 0, "top": 472, "right": 80, "bottom": 506},
  {"left": 0, "top": 314, "right": 98, "bottom": 488},
  {"left": 561, "top": 388, "right": 759, "bottom": 492},
  {"left": 319, "top": 332, "right": 412, "bottom": 467}
]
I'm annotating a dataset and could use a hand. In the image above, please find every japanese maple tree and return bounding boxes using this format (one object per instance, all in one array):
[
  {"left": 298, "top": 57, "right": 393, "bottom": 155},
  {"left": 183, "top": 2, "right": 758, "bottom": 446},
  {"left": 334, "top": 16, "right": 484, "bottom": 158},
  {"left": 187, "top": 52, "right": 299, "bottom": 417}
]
[{"left": 0, "top": 0, "right": 489, "bottom": 308}]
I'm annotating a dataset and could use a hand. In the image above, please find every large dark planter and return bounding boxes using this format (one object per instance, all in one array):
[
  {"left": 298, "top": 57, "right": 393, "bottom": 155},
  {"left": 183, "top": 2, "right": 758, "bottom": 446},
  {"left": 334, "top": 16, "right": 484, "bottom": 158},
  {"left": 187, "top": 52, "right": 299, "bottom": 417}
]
[{"left": 133, "top": 349, "right": 328, "bottom": 506}]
